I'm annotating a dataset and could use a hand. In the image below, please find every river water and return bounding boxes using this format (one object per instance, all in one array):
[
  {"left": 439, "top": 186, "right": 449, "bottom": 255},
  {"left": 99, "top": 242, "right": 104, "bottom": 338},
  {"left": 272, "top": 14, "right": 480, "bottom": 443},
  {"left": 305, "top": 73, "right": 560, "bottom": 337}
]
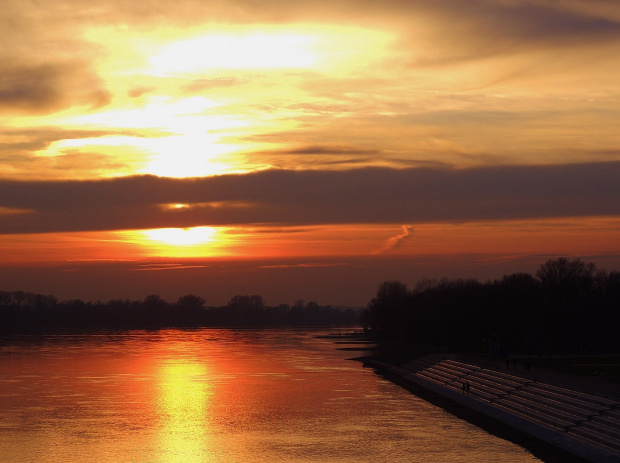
[{"left": 0, "top": 329, "right": 540, "bottom": 462}]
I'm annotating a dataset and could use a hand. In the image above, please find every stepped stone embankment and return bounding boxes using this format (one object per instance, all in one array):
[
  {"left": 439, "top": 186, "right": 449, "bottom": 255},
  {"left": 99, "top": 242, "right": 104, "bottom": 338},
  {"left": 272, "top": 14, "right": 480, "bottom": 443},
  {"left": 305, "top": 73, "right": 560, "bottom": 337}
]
[{"left": 364, "top": 354, "right": 620, "bottom": 463}]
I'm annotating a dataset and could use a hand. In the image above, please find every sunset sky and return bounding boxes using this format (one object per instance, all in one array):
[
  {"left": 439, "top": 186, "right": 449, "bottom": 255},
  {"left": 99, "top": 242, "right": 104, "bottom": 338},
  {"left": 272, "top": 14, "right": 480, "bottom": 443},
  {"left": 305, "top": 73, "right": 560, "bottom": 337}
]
[{"left": 1, "top": 0, "right": 619, "bottom": 306}]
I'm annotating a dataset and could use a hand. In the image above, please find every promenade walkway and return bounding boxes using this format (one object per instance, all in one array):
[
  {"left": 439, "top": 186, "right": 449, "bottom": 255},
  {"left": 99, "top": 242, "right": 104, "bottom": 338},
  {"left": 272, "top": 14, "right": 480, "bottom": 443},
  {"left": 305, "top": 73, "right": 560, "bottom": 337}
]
[{"left": 364, "top": 354, "right": 620, "bottom": 463}]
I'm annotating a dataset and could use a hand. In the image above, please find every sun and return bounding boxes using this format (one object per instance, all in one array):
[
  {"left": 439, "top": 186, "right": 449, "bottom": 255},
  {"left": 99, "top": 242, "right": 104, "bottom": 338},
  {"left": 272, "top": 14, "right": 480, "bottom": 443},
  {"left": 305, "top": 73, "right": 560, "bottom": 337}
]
[{"left": 143, "top": 227, "right": 218, "bottom": 247}]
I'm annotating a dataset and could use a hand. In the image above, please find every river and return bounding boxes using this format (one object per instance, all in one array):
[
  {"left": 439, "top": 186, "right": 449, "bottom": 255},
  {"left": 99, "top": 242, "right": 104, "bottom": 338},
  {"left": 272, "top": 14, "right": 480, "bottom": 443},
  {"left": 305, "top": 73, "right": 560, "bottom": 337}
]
[{"left": 0, "top": 329, "right": 540, "bottom": 462}]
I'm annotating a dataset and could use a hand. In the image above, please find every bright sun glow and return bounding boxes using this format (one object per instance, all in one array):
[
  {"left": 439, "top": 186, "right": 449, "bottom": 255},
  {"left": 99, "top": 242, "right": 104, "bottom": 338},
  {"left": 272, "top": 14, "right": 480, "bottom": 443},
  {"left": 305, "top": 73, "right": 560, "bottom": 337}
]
[
  {"left": 149, "top": 33, "right": 318, "bottom": 74},
  {"left": 143, "top": 227, "right": 218, "bottom": 246},
  {"left": 68, "top": 96, "right": 224, "bottom": 131},
  {"left": 32, "top": 27, "right": 395, "bottom": 180},
  {"left": 48, "top": 96, "right": 248, "bottom": 178},
  {"left": 137, "top": 133, "right": 242, "bottom": 178}
]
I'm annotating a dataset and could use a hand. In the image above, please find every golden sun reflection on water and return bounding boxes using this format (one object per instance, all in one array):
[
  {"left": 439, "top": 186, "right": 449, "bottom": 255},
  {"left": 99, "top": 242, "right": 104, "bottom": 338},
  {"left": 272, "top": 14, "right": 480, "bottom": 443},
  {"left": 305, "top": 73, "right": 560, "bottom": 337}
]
[{"left": 156, "top": 361, "right": 215, "bottom": 462}]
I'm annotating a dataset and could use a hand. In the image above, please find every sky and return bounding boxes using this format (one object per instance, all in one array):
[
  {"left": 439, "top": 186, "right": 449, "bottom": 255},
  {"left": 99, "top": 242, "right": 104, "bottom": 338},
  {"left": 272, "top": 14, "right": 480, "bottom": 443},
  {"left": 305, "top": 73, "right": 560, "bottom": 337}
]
[{"left": 1, "top": 0, "right": 620, "bottom": 306}]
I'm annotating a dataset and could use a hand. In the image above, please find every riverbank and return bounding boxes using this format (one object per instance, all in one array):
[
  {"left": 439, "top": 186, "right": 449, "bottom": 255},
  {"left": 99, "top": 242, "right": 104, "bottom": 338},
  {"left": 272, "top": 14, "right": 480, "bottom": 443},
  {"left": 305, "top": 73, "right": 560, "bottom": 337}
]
[{"left": 358, "top": 357, "right": 620, "bottom": 463}]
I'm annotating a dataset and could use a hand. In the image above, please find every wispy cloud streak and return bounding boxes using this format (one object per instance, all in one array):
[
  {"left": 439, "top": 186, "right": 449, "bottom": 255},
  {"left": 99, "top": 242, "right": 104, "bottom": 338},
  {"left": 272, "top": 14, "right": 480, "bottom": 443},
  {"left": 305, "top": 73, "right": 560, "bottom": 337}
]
[{"left": 373, "top": 225, "right": 414, "bottom": 254}]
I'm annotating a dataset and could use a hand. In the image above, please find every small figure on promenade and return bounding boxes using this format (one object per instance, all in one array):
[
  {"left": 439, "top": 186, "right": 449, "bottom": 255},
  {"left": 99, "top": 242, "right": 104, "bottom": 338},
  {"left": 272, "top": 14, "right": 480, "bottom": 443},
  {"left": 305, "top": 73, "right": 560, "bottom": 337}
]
[
  {"left": 466, "top": 381, "right": 470, "bottom": 395},
  {"left": 462, "top": 382, "right": 466, "bottom": 394}
]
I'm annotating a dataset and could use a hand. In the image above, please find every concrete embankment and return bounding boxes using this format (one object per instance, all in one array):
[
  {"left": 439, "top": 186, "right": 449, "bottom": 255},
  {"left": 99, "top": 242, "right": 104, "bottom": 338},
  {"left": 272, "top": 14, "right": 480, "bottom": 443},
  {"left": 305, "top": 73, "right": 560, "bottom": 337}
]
[{"left": 360, "top": 357, "right": 620, "bottom": 463}]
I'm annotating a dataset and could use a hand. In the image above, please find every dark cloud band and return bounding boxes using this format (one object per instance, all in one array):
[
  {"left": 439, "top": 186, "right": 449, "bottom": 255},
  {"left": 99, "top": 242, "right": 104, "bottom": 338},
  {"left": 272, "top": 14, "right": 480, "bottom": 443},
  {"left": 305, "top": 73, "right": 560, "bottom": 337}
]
[{"left": 1, "top": 162, "right": 619, "bottom": 234}]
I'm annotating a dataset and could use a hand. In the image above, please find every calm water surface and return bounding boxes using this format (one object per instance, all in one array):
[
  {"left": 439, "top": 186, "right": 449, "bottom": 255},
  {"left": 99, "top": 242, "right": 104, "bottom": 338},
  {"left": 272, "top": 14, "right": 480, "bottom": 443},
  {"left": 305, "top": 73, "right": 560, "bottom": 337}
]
[{"left": 0, "top": 329, "right": 540, "bottom": 462}]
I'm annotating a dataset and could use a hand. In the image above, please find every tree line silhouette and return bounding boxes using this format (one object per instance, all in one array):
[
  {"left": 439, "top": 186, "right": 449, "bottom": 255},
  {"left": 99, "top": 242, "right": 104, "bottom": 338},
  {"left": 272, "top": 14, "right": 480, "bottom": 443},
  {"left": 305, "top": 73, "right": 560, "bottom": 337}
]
[
  {"left": 0, "top": 292, "right": 360, "bottom": 333},
  {"left": 2, "top": 257, "right": 618, "bottom": 351},
  {"left": 362, "top": 258, "right": 620, "bottom": 354}
]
